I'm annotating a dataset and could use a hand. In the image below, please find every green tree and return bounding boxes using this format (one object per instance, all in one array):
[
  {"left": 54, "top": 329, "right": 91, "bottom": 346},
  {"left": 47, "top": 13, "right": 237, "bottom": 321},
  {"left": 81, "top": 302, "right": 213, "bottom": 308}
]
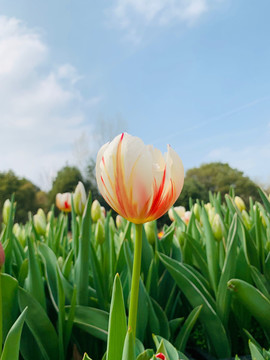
[
  {"left": 176, "top": 162, "right": 260, "bottom": 208},
  {"left": 49, "top": 166, "right": 83, "bottom": 205},
  {"left": 0, "top": 171, "right": 40, "bottom": 223}
]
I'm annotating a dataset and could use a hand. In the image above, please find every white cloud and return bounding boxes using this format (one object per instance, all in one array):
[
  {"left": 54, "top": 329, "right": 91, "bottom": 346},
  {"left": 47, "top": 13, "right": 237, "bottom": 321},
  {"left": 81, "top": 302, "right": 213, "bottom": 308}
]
[
  {"left": 109, "top": 0, "right": 221, "bottom": 43},
  {"left": 0, "top": 16, "right": 98, "bottom": 190},
  {"left": 206, "top": 144, "right": 270, "bottom": 184}
]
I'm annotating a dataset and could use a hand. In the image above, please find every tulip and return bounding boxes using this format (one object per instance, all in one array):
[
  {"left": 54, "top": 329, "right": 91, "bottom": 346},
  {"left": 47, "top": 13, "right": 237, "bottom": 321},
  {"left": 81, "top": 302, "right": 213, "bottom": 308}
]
[
  {"left": 234, "top": 196, "right": 245, "bottom": 212},
  {"left": 193, "top": 203, "right": 201, "bottom": 221},
  {"left": 156, "top": 353, "right": 166, "bottom": 360},
  {"left": 96, "top": 133, "right": 184, "bottom": 224},
  {"left": 33, "top": 208, "right": 47, "bottom": 236},
  {"left": 212, "top": 213, "right": 223, "bottom": 241},
  {"left": 91, "top": 199, "right": 102, "bottom": 222},
  {"left": 242, "top": 210, "right": 252, "bottom": 230},
  {"left": 168, "top": 206, "right": 185, "bottom": 222},
  {"left": 182, "top": 210, "right": 191, "bottom": 225},
  {"left": 74, "top": 181, "right": 87, "bottom": 216},
  {"left": 2, "top": 199, "right": 11, "bottom": 225},
  {"left": 116, "top": 214, "right": 124, "bottom": 229},
  {"left": 56, "top": 192, "right": 72, "bottom": 212},
  {"left": 95, "top": 219, "right": 105, "bottom": 245},
  {"left": 144, "top": 221, "right": 156, "bottom": 245},
  {"left": 157, "top": 230, "right": 164, "bottom": 239},
  {"left": 96, "top": 133, "right": 184, "bottom": 347}
]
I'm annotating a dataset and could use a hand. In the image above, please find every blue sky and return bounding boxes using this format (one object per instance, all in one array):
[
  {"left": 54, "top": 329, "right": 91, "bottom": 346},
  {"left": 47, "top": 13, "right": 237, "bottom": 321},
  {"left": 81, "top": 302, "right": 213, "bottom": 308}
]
[{"left": 0, "top": 0, "right": 269, "bottom": 189}]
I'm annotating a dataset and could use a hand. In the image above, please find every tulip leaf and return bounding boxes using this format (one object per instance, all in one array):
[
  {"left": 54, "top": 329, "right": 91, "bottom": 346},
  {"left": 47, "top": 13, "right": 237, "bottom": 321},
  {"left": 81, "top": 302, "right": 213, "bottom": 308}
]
[
  {"left": 18, "top": 287, "right": 59, "bottom": 360},
  {"left": 158, "top": 252, "right": 231, "bottom": 358},
  {"left": 121, "top": 328, "right": 135, "bottom": 360},
  {"left": 258, "top": 187, "right": 270, "bottom": 215},
  {"left": 249, "top": 340, "right": 265, "bottom": 360},
  {"left": 175, "top": 305, "right": 202, "bottom": 352},
  {"left": 0, "top": 307, "right": 28, "bottom": 360},
  {"left": 106, "top": 274, "right": 127, "bottom": 360},
  {"left": 66, "top": 305, "right": 109, "bottom": 341}
]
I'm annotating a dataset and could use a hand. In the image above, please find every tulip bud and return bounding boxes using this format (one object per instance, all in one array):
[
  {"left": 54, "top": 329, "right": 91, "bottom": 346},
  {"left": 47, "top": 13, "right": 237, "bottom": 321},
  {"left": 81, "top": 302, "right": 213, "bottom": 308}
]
[
  {"left": 144, "top": 221, "right": 156, "bottom": 246},
  {"left": 156, "top": 353, "right": 166, "bottom": 360},
  {"left": 260, "top": 211, "right": 266, "bottom": 227},
  {"left": 101, "top": 206, "right": 106, "bottom": 218},
  {"left": 116, "top": 215, "right": 124, "bottom": 229},
  {"left": 13, "top": 223, "right": 26, "bottom": 247},
  {"left": 74, "top": 181, "right": 87, "bottom": 216},
  {"left": 235, "top": 196, "right": 245, "bottom": 212},
  {"left": 91, "top": 200, "right": 101, "bottom": 222},
  {"left": 95, "top": 219, "right": 105, "bottom": 245},
  {"left": 0, "top": 241, "right": 5, "bottom": 270},
  {"left": 158, "top": 230, "right": 164, "bottom": 239},
  {"left": 204, "top": 203, "right": 212, "bottom": 214},
  {"left": 242, "top": 210, "right": 252, "bottom": 230},
  {"left": 182, "top": 211, "right": 191, "bottom": 225},
  {"left": 193, "top": 203, "right": 201, "bottom": 221},
  {"left": 168, "top": 206, "right": 185, "bottom": 222},
  {"left": 212, "top": 214, "right": 223, "bottom": 241},
  {"left": 2, "top": 199, "right": 11, "bottom": 225},
  {"left": 208, "top": 208, "right": 216, "bottom": 225},
  {"left": 47, "top": 210, "right": 52, "bottom": 222},
  {"left": 58, "top": 256, "right": 64, "bottom": 269},
  {"left": 33, "top": 208, "right": 47, "bottom": 236}
]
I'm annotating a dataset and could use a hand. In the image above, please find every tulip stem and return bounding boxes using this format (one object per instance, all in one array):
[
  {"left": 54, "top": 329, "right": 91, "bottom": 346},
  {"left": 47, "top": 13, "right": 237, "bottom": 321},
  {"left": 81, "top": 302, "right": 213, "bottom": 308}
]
[
  {"left": 0, "top": 271, "right": 2, "bottom": 356},
  {"left": 128, "top": 223, "right": 143, "bottom": 340}
]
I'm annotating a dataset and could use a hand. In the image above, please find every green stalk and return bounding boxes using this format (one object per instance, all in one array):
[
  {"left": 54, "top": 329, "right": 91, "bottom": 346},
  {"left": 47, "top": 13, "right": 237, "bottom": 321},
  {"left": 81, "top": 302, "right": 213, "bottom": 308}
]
[
  {"left": 128, "top": 223, "right": 143, "bottom": 339},
  {"left": 0, "top": 271, "right": 2, "bottom": 356}
]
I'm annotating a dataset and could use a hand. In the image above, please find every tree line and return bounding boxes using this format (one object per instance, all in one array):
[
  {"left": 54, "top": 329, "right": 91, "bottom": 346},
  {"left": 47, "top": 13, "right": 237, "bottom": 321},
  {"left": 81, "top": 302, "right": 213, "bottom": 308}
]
[{"left": 0, "top": 161, "right": 267, "bottom": 223}]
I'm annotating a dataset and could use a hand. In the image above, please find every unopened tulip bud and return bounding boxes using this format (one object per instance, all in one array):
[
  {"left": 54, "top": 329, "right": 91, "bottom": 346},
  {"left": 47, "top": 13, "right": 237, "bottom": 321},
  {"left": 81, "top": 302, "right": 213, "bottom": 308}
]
[
  {"left": 260, "top": 212, "right": 266, "bottom": 227},
  {"left": 91, "top": 200, "right": 101, "bottom": 222},
  {"left": 182, "top": 211, "right": 191, "bottom": 225},
  {"left": 242, "top": 210, "right": 252, "bottom": 230},
  {"left": 74, "top": 181, "right": 87, "bottom": 216},
  {"left": 34, "top": 209, "right": 47, "bottom": 236},
  {"left": 193, "top": 203, "right": 200, "bottom": 221},
  {"left": 95, "top": 219, "right": 105, "bottom": 245},
  {"left": 144, "top": 221, "right": 156, "bottom": 246},
  {"left": 204, "top": 203, "right": 212, "bottom": 214},
  {"left": 212, "top": 214, "right": 223, "bottom": 241},
  {"left": 101, "top": 206, "right": 106, "bottom": 218},
  {"left": 208, "top": 208, "right": 216, "bottom": 225},
  {"left": 116, "top": 215, "right": 124, "bottom": 229},
  {"left": 168, "top": 206, "right": 185, "bottom": 222},
  {"left": 235, "top": 196, "right": 245, "bottom": 212},
  {"left": 0, "top": 241, "right": 5, "bottom": 270},
  {"left": 58, "top": 256, "right": 64, "bottom": 269},
  {"left": 2, "top": 199, "right": 11, "bottom": 225},
  {"left": 47, "top": 211, "right": 52, "bottom": 222},
  {"left": 156, "top": 353, "right": 166, "bottom": 360}
]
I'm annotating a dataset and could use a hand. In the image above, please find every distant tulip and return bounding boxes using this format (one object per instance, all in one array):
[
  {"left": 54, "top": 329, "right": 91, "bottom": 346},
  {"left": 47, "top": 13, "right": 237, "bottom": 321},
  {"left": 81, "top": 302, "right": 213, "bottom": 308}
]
[
  {"left": 168, "top": 206, "right": 185, "bottom": 222},
  {"left": 33, "top": 208, "right": 47, "bottom": 236},
  {"left": 91, "top": 199, "right": 102, "bottom": 222},
  {"left": 234, "top": 196, "right": 245, "bottom": 212},
  {"left": 212, "top": 213, "right": 223, "bottom": 241},
  {"left": 193, "top": 203, "right": 201, "bottom": 221},
  {"left": 116, "top": 214, "right": 124, "bottom": 229},
  {"left": 2, "top": 199, "right": 11, "bottom": 225},
  {"left": 74, "top": 181, "right": 87, "bottom": 216},
  {"left": 182, "top": 210, "right": 191, "bottom": 225},
  {"left": 156, "top": 353, "right": 166, "bottom": 360},
  {"left": 242, "top": 210, "right": 252, "bottom": 230},
  {"left": 95, "top": 219, "right": 105, "bottom": 245},
  {"left": 144, "top": 221, "right": 156, "bottom": 245},
  {"left": 56, "top": 193, "right": 72, "bottom": 212},
  {"left": 0, "top": 241, "right": 5, "bottom": 270},
  {"left": 96, "top": 133, "right": 184, "bottom": 224}
]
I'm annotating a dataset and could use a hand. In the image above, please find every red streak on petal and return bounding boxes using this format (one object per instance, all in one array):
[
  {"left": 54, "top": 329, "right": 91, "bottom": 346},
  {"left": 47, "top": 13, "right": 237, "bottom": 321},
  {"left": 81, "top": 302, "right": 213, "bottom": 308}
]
[{"left": 64, "top": 201, "right": 69, "bottom": 209}]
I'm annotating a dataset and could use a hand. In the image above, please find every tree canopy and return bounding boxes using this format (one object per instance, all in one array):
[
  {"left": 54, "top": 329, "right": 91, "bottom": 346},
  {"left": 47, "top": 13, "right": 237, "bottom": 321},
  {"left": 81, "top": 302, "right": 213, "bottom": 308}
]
[{"left": 176, "top": 162, "right": 260, "bottom": 208}]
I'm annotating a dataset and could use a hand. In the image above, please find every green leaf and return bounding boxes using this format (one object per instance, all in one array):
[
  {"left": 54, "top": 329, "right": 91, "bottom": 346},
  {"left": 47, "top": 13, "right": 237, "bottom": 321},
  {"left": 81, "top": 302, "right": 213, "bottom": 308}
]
[
  {"left": 249, "top": 340, "right": 265, "bottom": 360},
  {"left": 0, "top": 307, "right": 28, "bottom": 360},
  {"left": 24, "top": 236, "right": 46, "bottom": 310},
  {"left": 258, "top": 187, "right": 270, "bottom": 215},
  {"left": 18, "top": 287, "right": 59, "bottom": 360},
  {"left": 106, "top": 274, "right": 127, "bottom": 360},
  {"left": 159, "top": 253, "right": 230, "bottom": 358},
  {"left": 121, "top": 328, "right": 135, "bottom": 360},
  {"left": 66, "top": 305, "right": 109, "bottom": 341},
  {"left": 216, "top": 214, "right": 238, "bottom": 325},
  {"left": 1, "top": 273, "right": 19, "bottom": 341},
  {"left": 201, "top": 207, "right": 219, "bottom": 294},
  {"left": 136, "top": 349, "right": 154, "bottom": 360},
  {"left": 175, "top": 305, "right": 202, "bottom": 352},
  {"left": 74, "top": 193, "right": 92, "bottom": 306},
  {"left": 82, "top": 353, "right": 92, "bottom": 360},
  {"left": 228, "top": 279, "right": 270, "bottom": 338},
  {"left": 155, "top": 336, "right": 179, "bottom": 360}
]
